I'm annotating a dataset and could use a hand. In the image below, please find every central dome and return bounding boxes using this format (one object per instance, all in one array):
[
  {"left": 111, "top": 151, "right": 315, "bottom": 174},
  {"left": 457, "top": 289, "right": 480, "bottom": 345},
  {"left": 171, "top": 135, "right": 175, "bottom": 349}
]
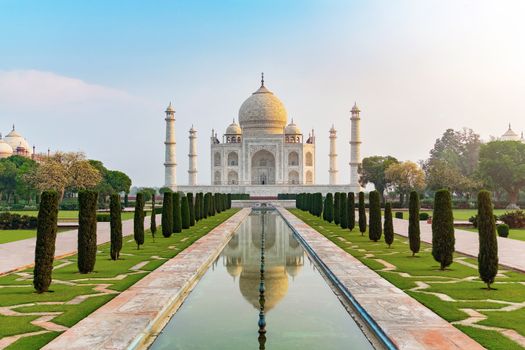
[{"left": 238, "top": 80, "right": 287, "bottom": 136}]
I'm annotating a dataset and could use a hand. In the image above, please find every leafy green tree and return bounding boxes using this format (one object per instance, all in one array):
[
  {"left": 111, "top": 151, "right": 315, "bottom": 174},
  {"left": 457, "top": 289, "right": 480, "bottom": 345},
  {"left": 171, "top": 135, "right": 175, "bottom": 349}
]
[
  {"left": 384, "top": 202, "right": 394, "bottom": 247},
  {"left": 110, "top": 193, "right": 122, "bottom": 259},
  {"left": 134, "top": 192, "right": 145, "bottom": 249},
  {"left": 477, "top": 190, "right": 498, "bottom": 289},
  {"left": 432, "top": 189, "right": 455, "bottom": 270},
  {"left": 181, "top": 195, "right": 190, "bottom": 229},
  {"left": 340, "top": 192, "right": 348, "bottom": 229},
  {"left": 408, "top": 191, "right": 421, "bottom": 256},
  {"left": 323, "top": 193, "right": 334, "bottom": 223},
  {"left": 368, "top": 190, "right": 382, "bottom": 242},
  {"left": 161, "top": 192, "right": 173, "bottom": 237},
  {"left": 347, "top": 192, "right": 355, "bottom": 231},
  {"left": 334, "top": 192, "right": 341, "bottom": 225},
  {"left": 385, "top": 161, "right": 426, "bottom": 206},
  {"left": 173, "top": 192, "right": 182, "bottom": 233},
  {"left": 33, "top": 190, "right": 59, "bottom": 293},
  {"left": 78, "top": 190, "right": 98, "bottom": 273},
  {"left": 188, "top": 193, "right": 195, "bottom": 226},
  {"left": 358, "top": 191, "right": 367, "bottom": 235},
  {"left": 360, "top": 156, "right": 398, "bottom": 201}
]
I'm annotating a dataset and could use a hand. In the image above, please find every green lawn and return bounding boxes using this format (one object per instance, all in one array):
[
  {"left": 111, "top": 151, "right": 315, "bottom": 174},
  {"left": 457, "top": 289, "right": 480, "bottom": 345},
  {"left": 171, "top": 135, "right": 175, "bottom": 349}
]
[
  {"left": 0, "top": 209, "right": 238, "bottom": 350},
  {"left": 456, "top": 226, "right": 525, "bottom": 242},
  {"left": 290, "top": 209, "right": 525, "bottom": 350},
  {"left": 416, "top": 209, "right": 509, "bottom": 221},
  {"left": 6, "top": 210, "right": 136, "bottom": 221}
]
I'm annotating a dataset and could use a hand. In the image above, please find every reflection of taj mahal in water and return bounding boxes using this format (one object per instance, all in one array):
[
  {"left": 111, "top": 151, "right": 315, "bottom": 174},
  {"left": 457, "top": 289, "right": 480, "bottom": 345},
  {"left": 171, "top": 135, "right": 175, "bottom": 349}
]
[
  {"left": 221, "top": 211, "right": 304, "bottom": 311},
  {"left": 165, "top": 74, "right": 362, "bottom": 196}
]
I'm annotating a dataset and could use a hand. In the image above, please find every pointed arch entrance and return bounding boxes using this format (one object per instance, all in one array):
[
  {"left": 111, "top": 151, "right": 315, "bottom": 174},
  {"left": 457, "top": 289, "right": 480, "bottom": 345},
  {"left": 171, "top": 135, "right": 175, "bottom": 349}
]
[{"left": 251, "top": 150, "right": 275, "bottom": 185}]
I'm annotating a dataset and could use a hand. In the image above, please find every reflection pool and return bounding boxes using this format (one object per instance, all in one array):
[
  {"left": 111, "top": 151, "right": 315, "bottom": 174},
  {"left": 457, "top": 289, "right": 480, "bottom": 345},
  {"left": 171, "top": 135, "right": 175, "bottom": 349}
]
[{"left": 150, "top": 210, "right": 375, "bottom": 350}]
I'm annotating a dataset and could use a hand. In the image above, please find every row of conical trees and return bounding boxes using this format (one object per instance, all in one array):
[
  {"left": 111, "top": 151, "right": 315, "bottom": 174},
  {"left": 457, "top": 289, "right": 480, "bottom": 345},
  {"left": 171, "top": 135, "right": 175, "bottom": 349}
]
[
  {"left": 296, "top": 189, "right": 499, "bottom": 289},
  {"left": 33, "top": 190, "right": 232, "bottom": 293}
]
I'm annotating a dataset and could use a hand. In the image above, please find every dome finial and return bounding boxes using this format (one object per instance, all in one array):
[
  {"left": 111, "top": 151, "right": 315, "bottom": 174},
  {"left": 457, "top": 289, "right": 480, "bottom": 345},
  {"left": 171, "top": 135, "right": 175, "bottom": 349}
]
[
  {"left": 12, "top": 124, "right": 15, "bottom": 131},
  {"left": 261, "top": 72, "right": 264, "bottom": 86}
]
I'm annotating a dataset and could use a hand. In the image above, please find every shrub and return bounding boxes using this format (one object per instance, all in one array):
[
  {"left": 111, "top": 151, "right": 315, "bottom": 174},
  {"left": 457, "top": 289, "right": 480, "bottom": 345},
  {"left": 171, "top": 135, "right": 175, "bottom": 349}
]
[
  {"left": 173, "top": 192, "right": 182, "bottom": 233},
  {"left": 134, "top": 192, "right": 145, "bottom": 249},
  {"left": 358, "top": 192, "right": 367, "bottom": 235},
  {"left": 194, "top": 193, "right": 201, "bottom": 221},
  {"left": 150, "top": 198, "right": 157, "bottom": 241},
  {"left": 109, "top": 193, "right": 122, "bottom": 260},
  {"left": 78, "top": 190, "right": 98, "bottom": 274},
  {"left": 368, "top": 191, "right": 382, "bottom": 242},
  {"left": 96, "top": 214, "right": 111, "bottom": 222},
  {"left": 395, "top": 212, "right": 403, "bottom": 219},
  {"left": 188, "top": 193, "right": 195, "bottom": 226},
  {"left": 419, "top": 212, "right": 430, "bottom": 221},
  {"left": 409, "top": 191, "right": 421, "bottom": 256},
  {"left": 202, "top": 193, "right": 209, "bottom": 219},
  {"left": 499, "top": 210, "right": 525, "bottom": 229},
  {"left": 181, "top": 195, "right": 190, "bottom": 229},
  {"left": 334, "top": 193, "right": 341, "bottom": 225},
  {"left": 477, "top": 190, "right": 498, "bottom": 289},
  {"left": 315, "top": 193, "right": 323, "bottom": 217},
  {"left": 497, "top": 224, "right": 509, "bottom": 238},
  {"left": 384, "top": 202, "right": 394, "bottom": 248},
  {"left": 161, "top": 192, "right": 173, "bottom": 237},
  {"left": 33, "top": 190, "right": 59, "bottom": 293},
  {"left": 432, "top": 189, "right": 455, "bottom": 270},
  {"left": 340, "top": 192, "right": 348, "bottom": 229},
  {"left": 348, "top": 192, "right": 355, "bottom": 231},
  {"left": 323, "top": 193, "right": 334, "bottom": 223},
  {"left": 227, "top": 193, "right": 232, "bottom": 209},
  {"left": 0, "top": 212, "right": 37, "bottom": 229}
]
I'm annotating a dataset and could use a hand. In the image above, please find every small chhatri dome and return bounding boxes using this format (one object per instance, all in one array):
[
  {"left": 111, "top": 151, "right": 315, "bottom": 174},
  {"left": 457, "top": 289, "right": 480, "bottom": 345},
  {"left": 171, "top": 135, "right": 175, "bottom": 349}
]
[
  {"left": 284, "top": 118, "right": 301, "bottom": 135},
  {"left": 0, "top": 133, "right": 14, "bottom": 159},
  {"left": 5, "top": 125, "right": 29, "bottom": 151},
  {"left": 351, "top": 102, "right": 360, "bottom": 113},
  {"left": 165, "top": 102, "right": 175, "bottom": 113},
  {"left": 225, "top": 118, "right": 242, "bottom": 135},
  {"left": 330, "top": 124, "right": 336, "bottom": 133},
  {"left": 238, "top": 74, "right": 288, "bottom": 136},
  {"left": 501, "top": 123, "right": 520, "bottom": 141}
]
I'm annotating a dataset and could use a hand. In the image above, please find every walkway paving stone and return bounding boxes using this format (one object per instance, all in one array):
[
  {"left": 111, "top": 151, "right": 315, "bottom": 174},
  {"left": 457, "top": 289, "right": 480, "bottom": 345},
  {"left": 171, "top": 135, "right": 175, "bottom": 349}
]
[
  {"left": 278, "top": 207, "right": 484, "bottom": 350},
  {"left": 0, "top": 216, "right": 155, "bottom": 275},
  {"left": 392, "top": 218, "right": 525, "bottom": 272},
  {"left": 42, "top": 208, "right": 251, "bottom": 350}
]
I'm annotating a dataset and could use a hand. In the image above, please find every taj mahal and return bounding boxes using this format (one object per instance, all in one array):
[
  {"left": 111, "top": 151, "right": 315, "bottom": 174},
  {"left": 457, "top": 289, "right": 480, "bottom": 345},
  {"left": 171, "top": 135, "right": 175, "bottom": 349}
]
[{"left": 163, "top": 74, "right": 362, "bottom": 196}]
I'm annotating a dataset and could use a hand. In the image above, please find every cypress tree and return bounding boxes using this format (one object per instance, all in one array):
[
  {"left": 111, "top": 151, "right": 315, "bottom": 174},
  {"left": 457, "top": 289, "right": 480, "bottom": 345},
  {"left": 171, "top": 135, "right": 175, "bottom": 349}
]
[
  {"left": 181, "top": 195, "right": 190, "bottom": 229},
  {"left": 188, "top": 193, "right": 195, "bottom": 226},
  {"left": 478, "top": 190, "right": 498, "bottom": 289},
  {"left": 161, "top": 192, "right": 173, "bottom": 237},
  {"left": 340, "top": 192, "right": 348, "bottom": 229},
  {"left": 124, "top": 193, "right": 129, "bottom": 208},
  {"left": 408, "top": 191, "right": 421, "bottom": 256},
  {"left": 173, "top": 192, "right": 182, "bottom": 233},
  {"left": 203, "top": 193, "right": 209, "bottom": 219},
  {"left": 384, "top": 202, "right": 394, "bottom": 248},
  {"left": 134, "top": 192, "right": 145, "bottom": 249},
  {"left": 150, "top": 197, "right": 157, "bottom": 242},
  {"left": 33, "top": 190, "right": 59, "bottom": 293},
  {"left": 334, "top": 193, "right": 341, "bottom": 225},
  {"left": 194, "top": 193, "right": 201, "bottom": 221},
  {"left": 110, "top": 193, "right": 122, "bottom": 260},
  {"left": 323, "top": 193, "right": 334, "bottom": 223},
  {"left": 223, "top": 193, "right": 228, "bottom": 211},
  {"left": 207, "top": 192, "right": 214, "bottom": 217},
  {"left": 78, "top": 190, "right": 98, "bottom": 273},
  {"left": 215, "top": 193, "right": 221, "bottom": 213},
  {"left": 227, "top": 193, "right": 232, "bottom": 209},
  {"left": 314, "top": 193, "right": 323, "bottom": 217},
  {"left": 348, "top": 192, "right": 355, "bottom": 231},
  {"left": 368, "top": 190, "right": 382, "bottom": 242},
  {"left": 432, "top": 189, "right": 455, "bottom": 270},
  {"left": 358, "top": 191, "right": 367, "bottom": 236},
  {"left": 200, "top": 193, "right": 205, "bottom": 218}
]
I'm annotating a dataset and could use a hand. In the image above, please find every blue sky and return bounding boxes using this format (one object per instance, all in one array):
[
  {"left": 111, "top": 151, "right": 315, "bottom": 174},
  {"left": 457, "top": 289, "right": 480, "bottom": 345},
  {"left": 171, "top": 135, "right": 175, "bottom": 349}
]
[{"left": 1, "top": 0, "right": 525, "bottom": 186}]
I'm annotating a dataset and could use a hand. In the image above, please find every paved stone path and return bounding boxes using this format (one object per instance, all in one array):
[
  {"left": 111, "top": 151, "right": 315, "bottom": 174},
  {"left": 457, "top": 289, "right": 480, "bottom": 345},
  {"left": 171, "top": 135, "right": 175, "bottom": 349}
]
[
  {"left": 0, "top": 216, "right": 155, "bottom": 275},
  {"left": 279, "top": 208, "right": 484, "bottom": 350},
  {"left": 42, "top": 208, "right": 251, "bottom": 350},
  {"left": 392, "top": 218, "right": 525, "bottom": 272}
]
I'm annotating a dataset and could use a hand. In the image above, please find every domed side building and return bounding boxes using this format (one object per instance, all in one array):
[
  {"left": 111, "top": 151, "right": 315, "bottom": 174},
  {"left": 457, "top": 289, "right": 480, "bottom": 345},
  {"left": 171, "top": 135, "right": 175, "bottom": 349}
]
[
  {"left": 0, "top": 125, "right": 32, "bottom": 159},
  {"left": 209, "top": 76, "right": 316, "bottom": 186},
  {"left": 499, "top": 124, "right": 525, "bottom": 143}
]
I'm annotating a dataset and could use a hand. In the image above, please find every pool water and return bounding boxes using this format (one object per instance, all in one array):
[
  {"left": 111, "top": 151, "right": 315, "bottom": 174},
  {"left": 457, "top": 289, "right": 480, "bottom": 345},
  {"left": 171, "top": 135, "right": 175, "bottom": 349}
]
[{"left": 150, "top": 210, "right": 375, "bottom": 350}]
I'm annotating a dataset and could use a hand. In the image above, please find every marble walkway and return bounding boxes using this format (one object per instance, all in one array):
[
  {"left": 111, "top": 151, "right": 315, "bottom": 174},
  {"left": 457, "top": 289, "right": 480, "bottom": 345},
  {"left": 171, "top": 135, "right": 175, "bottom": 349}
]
[
  {"left": 278, "top": 207, "right": 484, "bottom": 350},
  {"left": 392, "top": 218, "right": 525, "bottom": 272},
  {"left": 0, "top": 216, "right": 155, "bottom": 275},
  {"left": 42, "top": 208, "right": 251, "bottom": 350}
]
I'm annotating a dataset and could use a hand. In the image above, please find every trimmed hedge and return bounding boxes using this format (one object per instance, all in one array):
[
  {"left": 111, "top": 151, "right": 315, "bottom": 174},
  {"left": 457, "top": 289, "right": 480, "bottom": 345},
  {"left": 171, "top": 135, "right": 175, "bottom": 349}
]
[
  {"left": 0, "top": 212, "right": 37, "bottom": 229},
  {"left": 109, "top": 193, "right": 122, "bottom": 260},
  {"left": 348, "top": 192, "right": 355, "bottom": 231},
  {"left": 408, "top": 191, "right": 421, "bottom": 256},
  {"left": 161, "top": 192, "right": 173, "bottom": 237},
  {"left": 477, "top": 190, "right": 498, "bottom": 289},
  {"left": 323, "top": 193, "right": 334, "bottom": 223},
  {"left": 368, "top": 191, "right": 382, "bottom": 242},
  {"left": 395, "top": 212, "right": 403, "bottom": 220},
  {"left": 358, "top": 191, "right": 367, "bottom": 235},
  {"left": 497, "top": 224, "right": 509, "bottom": 238},
  {"left": 419, "top": 212, "right": 430, "bottom": 221},
  {"left": 340, "top": 192, "right": 348, "bottom": 229},
  {"left": 432, "top": 189, "right": 455, "bottom": 270},
  {"left": 384, "top": 202, "right": 394, "bottom": 248},
  {"left": 173, "top": 192, "right": 182, "bottom": 233},
  {"left": 334, "top": 192, "right": 341, "bottom": 225},
  {"left": 188, "top": 193, "right": 195, "bottom": 227},
  {"left": 134, "top": 192, "right": 145, "bottom": 249},
  {"left": 181, "top": 195, "right": 190, "bottom": 229},
  {"left": 150, "top": 198, "right": 157, "bottom": 241},
  {"left": 78, "top": 190, "right": 98, "bottom": 274}
]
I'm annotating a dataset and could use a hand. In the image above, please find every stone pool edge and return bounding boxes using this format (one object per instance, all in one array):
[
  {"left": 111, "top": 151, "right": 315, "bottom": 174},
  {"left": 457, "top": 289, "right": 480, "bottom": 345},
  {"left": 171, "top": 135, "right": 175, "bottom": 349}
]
[
  {"left": 42, "top": 208, "right": 251, "bottom": 350},
  {"left": 277, "top": 207, "right": 484, "bottom": 350}
]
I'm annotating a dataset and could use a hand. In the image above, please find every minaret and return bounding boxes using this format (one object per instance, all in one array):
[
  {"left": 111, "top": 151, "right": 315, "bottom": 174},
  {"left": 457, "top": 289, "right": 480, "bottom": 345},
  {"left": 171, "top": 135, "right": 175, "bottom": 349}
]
[
  {"left": 329, "top": 124, "right": 338, "bottom": 185},
  {"left": 188, "top": 125, "right": 197, "bottom": 185},
  {"left": 349, "top": 103, "right": 361, "bottom": 188},
  {"left": 164, "top": 102, "right": 177, "bottom": 190}
]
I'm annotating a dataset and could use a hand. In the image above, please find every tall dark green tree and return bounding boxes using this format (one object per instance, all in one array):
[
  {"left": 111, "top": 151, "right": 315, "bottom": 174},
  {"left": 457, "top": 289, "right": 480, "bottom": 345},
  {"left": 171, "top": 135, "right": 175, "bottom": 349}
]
[
  {"left": 334, "top": 192, "right": 341, "bottom": 225},
  {"left": 384, "top": 202, "right": 394, "bottom": 248},
  {"left": 432, "top": 189, "right": 455, "bottom": 270},
  {"left": 408, "top": 191, "right": 421, "bottom": 256},
  {"left": 227, "top": 193, "right": 232, "bottom": 209},
  {"left": 358, "top": 191, "right": 367, "bottom": 235},
  {"left": 150, "top": 197, "right": 157, "bottom": 242},
  {"left": 194, "top": 192, "right": 201, "bottom": 221},
  {"left": 314, "top": 193, "right": 323, "bottom": 217},
  {"left": 188, "top": 193, "right": 195, "bottom": 227},
  {"left": 477, "top": 190, "right": 498, "bottom": 289},
  {"left": 110, "top": 193, "right": 122, "bottom": 260},
  {"left": 340, "top": 192, "right": 348, "bottom": 229},
  {"left": 78, "top": 190, "right": 98, "bottom": 273},
  {"left": 323, "top": 193, "right": 334, "bottom": 222},
  {"left": 181, "top": 195, "right": 190, "bottom": 229},
  {"left": 173, "top": 192, "right": 182, "bottom": 233},
  {"left": 33, "top": 190, "right": 59, "bottom": 293},
  {"left": 347, "top": 192, "right": 355, "bottom": 231},
  {"left": 368, "top": 190, "right": 382, "bottom": 242},
  {"left": 134, "top": 192, "right": 145, "bottom": 249},
  {"left": 161, "top": 192, "right": 173, "bottom": 237},
  {"left": 202, "top": 192, "right": 209, "bottom": 219}
]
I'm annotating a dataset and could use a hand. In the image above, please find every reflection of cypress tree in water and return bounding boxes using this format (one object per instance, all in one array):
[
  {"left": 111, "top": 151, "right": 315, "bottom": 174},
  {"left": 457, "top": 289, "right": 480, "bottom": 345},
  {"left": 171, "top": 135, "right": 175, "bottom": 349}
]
[{"left": 258, "top": 210, "right": 266, "bottom": 349}]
